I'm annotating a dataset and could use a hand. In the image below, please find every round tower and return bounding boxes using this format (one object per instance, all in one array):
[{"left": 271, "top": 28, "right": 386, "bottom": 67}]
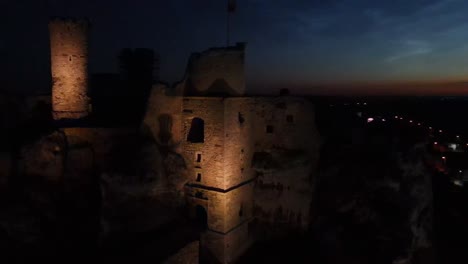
[{"left": 49, "top": 18, "right": 90, "bottom": 120}]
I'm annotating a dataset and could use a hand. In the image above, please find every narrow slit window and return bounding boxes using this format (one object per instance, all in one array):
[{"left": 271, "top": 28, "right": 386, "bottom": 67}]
[
  {"left": 196, "top": 153, "right": 202, "bottom": 163},
  {"left": 196, "top": 173, "right": 202, "bottom": 182},
  {"left": 238, "top": 112, "right": 245, "bottom": 124}
]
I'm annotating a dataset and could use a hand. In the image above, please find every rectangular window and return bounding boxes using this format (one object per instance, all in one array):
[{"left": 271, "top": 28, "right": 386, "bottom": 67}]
[
  {"left": 196, "top": 173, "right": 202, "bottom": 182},
  {"left": 196, "top": 153, "right": 202, "bottom": 162}
]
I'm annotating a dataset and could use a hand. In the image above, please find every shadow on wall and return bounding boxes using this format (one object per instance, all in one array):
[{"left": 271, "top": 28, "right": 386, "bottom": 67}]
[
  {"left": 186, "top": 78, "right": 239, "bottom": 97},
  {"left": 158, "top": 114, "right": 173, "bottom": 145}
]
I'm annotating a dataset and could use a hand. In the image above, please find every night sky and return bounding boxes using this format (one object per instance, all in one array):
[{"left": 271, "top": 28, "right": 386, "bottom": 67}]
[{"left": 2, "top": 0, "right": 468, "bottom": 95}]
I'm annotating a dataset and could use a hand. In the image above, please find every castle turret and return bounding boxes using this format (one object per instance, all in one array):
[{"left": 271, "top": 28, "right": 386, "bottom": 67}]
[{"left": 49, "top": 18, "right": 90, "bottom": 120}]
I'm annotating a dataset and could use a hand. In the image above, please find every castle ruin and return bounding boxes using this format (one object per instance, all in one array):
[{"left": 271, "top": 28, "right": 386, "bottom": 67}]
[{"left": 49, "top": 18, "right": 319, "bottom": 264}]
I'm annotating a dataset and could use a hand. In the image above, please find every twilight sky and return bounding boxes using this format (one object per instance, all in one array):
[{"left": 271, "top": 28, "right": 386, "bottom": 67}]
[{"left": 2, "top": 0, "right": 468, "bottom": 95}]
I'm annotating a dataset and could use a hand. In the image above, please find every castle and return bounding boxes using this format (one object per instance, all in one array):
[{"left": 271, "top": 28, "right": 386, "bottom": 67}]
[{"left": 49, "top": 18, "right": 319, "bottom": 263}]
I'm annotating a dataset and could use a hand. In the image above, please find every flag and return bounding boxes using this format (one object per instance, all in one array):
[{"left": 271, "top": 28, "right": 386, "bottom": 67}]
[{"left": 228, "top": 0, "right": 236, "bottom": 13}]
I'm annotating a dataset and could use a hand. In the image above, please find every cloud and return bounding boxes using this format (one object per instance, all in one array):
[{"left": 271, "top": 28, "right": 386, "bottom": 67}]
[{"left": 386, "top": 40, "right": 433, "bottom": 62}]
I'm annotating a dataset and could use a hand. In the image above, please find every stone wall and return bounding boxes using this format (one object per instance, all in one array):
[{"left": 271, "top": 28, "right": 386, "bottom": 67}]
[
  {"left": 49, "top": 18, "right": 90, "bottom": 120},
  {"left": 187, "top": 182, "right": 254, "bottom": 263},
  {"left": 143, "top": 84, "right": 183, "bottom": 149},
  {"left": 250, "top": 97, "right": 320, "bottom": 234},
  {"left": 181, "top": 97, "right": 226, "bottom": 188},
  {"left": 185, "top": 43, "right": 246, "bottom": 96},
  {"left": 223, "top": 99, "right": 256, "bottom": 189}
]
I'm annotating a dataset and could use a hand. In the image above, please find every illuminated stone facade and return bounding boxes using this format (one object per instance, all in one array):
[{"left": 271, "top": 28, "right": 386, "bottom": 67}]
[
  {"left": 49, "top": 18, "right": 90, "bottom": 120},
  {"left": 144, "top": 45, "right": 320, "bottom": 263},
  {"left": 48, "top": 20, "right": 318, "bottom": 261}
]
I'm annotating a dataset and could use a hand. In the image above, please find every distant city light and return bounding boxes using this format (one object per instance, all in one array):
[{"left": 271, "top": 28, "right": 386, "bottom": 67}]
[
  {"left": 439, "top": 130, "right": 443, "bottom": 133},
  {"left": 382, "top": 119, "right": 386, "bottom": 122},
  {"left": 400, "top": 117, "right": 403, "bottom": 120},
  {"left": 395, "top": 116, "right": 398, "bottom": 119},
  {"left": 453, "top": 180, "right": 463, "bottom": 187},
  {"left": 367, "top": 118, "right": 374, "bottom": 123},
  {"left": 459, "top": 170, "right": 463, "bottom": 173},
  {"left": 363, "top": 102, "right": 367, "bottom": 105},
  {"left": 434, "top": 142, "right": 438, "bottom": 145},
  {"left": 442, "top": 156, "right": 446, "bottom": 160},
  {"left": 418, "top": 123, "right": 421, "bottom": 126},
  {"left": 457, "top": 135, "right": 460, "bottom": 139},
  {"left": 449, "top": 144, "right": 458, "bottom": 151},
  {"left": 429, "top": 127, "right": 432, "bottom": 130},
  {"left": 409, "top": 120, "right": 413, "bottom": 123}
]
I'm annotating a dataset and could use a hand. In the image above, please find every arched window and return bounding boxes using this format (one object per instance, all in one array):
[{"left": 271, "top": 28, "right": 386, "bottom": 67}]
[{"left": 187, "top": 118, "right": 204, "bottom": 143}]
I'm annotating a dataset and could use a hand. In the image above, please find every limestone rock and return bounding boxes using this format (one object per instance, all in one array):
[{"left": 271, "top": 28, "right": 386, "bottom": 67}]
[
  {"left": 163, "top": 241, "right": 199, "bottom": 264},
  {"left": 18, "top": 131, "right": 67, "bottom": 183}
]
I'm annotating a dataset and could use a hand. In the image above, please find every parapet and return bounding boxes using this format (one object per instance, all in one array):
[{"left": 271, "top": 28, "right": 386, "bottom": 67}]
[
  {"left": 184, "top": 43, "right": 247, "bottom": 97},
  {"left": 49, "top": 17, "right": 91, "bottom": 28}
]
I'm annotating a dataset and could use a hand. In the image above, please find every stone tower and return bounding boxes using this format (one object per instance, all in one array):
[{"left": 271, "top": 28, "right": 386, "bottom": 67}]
[
  {"left": 182, "top": 98, "right": 255, "bottom": 263},
  {"left": 49, "top": 18, "right": 90, "bottom": 120}
]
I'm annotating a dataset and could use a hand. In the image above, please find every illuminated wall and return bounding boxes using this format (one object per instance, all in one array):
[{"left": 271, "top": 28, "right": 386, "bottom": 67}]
[
  {"left": 49, "top": 18, "right": 90, "bottom": 120},
  {"left": 143, "top": 45, "right": 319, "bottom": 263}
]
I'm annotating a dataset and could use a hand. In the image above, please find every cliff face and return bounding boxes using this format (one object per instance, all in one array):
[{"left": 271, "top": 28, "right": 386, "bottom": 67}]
[
  {"left": 0, "top": 126, "right": 187, "bottom": 256},
  {"left": 314, "top": 113, "right": 434, "bottom": 264}
]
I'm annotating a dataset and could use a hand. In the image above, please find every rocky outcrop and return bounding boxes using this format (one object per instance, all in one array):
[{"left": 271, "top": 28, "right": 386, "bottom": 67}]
[
  {"left": 163, "top": 241, "right": 199, "bottom": 264},
  {"left": 18, "top": 131, "right": 67, "bottom": 183},
  {"left": 314, "top": 119, "right": 434, "bottom": 264},
  {"left": 99, "top": 133, "right": 186, "bottom": 240}
]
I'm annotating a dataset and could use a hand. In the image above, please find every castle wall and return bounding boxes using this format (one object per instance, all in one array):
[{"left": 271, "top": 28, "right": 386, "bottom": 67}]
[
  {"left": 181, "top": 97, "right": 225, "bottom": 188},
  {"left": 187, "top": 182, "right": 253, "bottom": 263},
  {"left": 249, "top": 96, "right": 320, "bottom": 234},
  {"left": 223, "top": 99, "right": 256, "bottom": 189},
  {"left": 186, "top": 43, "right": 246, "bottom": 96},
  {"left": 49, "top": 18, "right": 90, "bottom": 120},
  {"left": 143, "top": 84, "right": 183, "bottom": 149},
  {"left": 61, "top": 127, "right": 137, "bottom": 172},
  {"left": 250, "top": 97, "right": 319, "bottom": 151},
  {"left": 224, "top": 182, "right": 254, "bottom": 232},
  {"left": 201, "top": 220, "right": 251, "bottom": 263}
]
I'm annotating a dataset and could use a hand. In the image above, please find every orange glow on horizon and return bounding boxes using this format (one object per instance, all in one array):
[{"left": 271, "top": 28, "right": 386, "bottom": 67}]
[{"left": 281, "top": 80, "right": 468, "bottom": 96}]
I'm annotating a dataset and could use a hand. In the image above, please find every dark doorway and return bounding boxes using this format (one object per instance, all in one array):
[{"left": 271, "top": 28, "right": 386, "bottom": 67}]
[
  {"left": 195, "top": 205, "right": 208, "bottom": 230},
  {"left": 187, "top": 118, "right": 205, "bottom": 143}
]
